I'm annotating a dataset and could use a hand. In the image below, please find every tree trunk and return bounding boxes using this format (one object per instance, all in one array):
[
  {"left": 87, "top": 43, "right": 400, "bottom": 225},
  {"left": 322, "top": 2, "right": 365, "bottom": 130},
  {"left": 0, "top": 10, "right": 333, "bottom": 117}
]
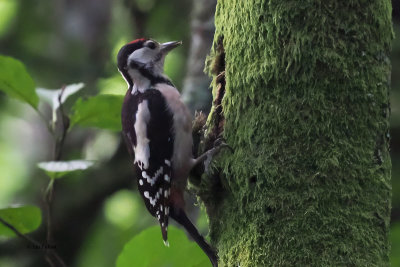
[
  {"left": 201, "top": 1, "right": 393, "bottom": 266},
  {"left": 181, "top": 0, "right": 217, "bottom": 114}
]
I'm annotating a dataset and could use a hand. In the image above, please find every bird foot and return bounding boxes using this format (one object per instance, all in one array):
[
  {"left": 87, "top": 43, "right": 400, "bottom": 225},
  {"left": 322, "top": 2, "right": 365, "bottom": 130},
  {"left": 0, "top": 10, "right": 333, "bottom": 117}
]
[{"left": 194, "top": 138, "right": 232, "bottom": 172}]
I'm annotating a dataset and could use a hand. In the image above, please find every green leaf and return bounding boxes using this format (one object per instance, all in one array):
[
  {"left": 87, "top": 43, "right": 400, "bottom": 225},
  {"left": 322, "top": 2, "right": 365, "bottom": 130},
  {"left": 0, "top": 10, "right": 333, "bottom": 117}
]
[
  {"left": 0, "top": 55, "right": 38, "bottom": 108},
  {"left": 97, "top": 75, "right": 127, "bottom": 95},
  {"left": 70, "top": 94, "right": 123, "bottom": 131},
  {"left": 37, "top": 160, "right": 95, "bottom": 179},
  {"left": 116, "top": 225, "right": 210, "bottom": 267},
  {"left": 0, "top": 205, "right": 42, "bottom": 237}
]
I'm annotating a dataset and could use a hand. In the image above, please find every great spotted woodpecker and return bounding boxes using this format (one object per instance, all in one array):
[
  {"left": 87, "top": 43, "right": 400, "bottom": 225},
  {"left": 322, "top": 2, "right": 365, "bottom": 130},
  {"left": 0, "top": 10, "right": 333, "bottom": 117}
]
[{"left": 118, "top": 38, "right": 221, "bottom": 267}]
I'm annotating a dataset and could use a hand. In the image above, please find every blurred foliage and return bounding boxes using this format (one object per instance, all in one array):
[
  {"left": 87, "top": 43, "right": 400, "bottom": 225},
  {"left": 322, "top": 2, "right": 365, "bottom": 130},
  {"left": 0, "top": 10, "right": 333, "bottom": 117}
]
[
  {"left": 0, "top": 206, "right": 41, "bottom": 237},
  {"left": 104, "top": 190, "right": 141, "bottom": 230},
  {"left": 0, "top": 0, "right": 17, "bottom": 37},
  {"left": 391, "top": 222, "right": 400, "bottom": 267},
  {"left": 0, "top": 110, "right": 30, "bottom": 205},
  {"left": 116, "top": 225, "right": 209, "bottom": 267},
  {"left": 70, "top": 94, "right": 124, "bottom": 131},
  {"left": 0, "top": 55, "right": 38, "bottom": 108},
  {"left": 0, "top": 0, "right": 397, "bottom": 266},
  {"left": 0, "top": 0, "right": 194, "bottom": 266},
  {"left": 76, "top": 190, "right": 151, "bottom": 267},
  {"left": 83, "top": 130, "right": 120, "bottom": 162}
]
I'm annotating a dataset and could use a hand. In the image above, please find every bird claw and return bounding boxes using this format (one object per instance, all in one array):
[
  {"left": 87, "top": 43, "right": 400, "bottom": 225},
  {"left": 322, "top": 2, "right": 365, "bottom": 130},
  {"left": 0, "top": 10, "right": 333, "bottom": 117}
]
[
  {"left": 203, "top": 138, "right": 233, "bottom": 172},
  {"left": 213, "top": 138, "right": 233, "bottom": 153}
]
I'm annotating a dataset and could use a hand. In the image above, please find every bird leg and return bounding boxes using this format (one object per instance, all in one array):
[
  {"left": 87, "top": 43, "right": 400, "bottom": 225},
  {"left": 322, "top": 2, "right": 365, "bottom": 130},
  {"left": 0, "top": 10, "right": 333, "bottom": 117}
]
[{"left": 192, "top": 138, "right": 232, "bottom": 172}]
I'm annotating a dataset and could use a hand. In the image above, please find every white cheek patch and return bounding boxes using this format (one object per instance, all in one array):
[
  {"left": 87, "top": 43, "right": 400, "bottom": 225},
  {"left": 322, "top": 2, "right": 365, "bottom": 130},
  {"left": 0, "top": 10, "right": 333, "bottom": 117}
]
[
  {"left": 134, "top": 100, "right": 151, "bottom": 169},
  {"left": 129, "top": 47, "right": 158, "bottom": 65}
]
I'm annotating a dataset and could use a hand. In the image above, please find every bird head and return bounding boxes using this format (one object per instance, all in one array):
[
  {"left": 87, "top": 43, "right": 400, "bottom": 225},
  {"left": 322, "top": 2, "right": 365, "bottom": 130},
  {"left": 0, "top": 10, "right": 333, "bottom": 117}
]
[{"left": 117, "top": 38, "right": 182, "bottom": 88}]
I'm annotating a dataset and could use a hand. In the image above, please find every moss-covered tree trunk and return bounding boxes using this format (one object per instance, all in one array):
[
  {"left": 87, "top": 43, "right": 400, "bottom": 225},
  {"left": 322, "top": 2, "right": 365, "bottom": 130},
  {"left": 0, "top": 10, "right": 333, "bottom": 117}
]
[{"left": 200, "top": 1, "right": 393, "bottom": 266}]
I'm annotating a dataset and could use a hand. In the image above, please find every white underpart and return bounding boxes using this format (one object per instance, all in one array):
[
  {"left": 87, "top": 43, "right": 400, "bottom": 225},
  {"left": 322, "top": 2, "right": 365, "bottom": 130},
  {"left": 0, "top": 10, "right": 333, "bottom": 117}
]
[
  {"left": 142, "top": 166, "right": 163, "bottom": 186},
  {"left": 154, "top": 83, "right": 193, "bottom": 175},
  {"left": 134, "top": 100, "right": 151, "bottom": 169}
]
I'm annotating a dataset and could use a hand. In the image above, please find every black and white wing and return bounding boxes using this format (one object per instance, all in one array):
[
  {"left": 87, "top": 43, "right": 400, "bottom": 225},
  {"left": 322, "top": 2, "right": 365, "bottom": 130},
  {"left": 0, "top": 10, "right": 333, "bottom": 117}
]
[{"left": 121, "top": 89, "right": 174, "bottom": 243}]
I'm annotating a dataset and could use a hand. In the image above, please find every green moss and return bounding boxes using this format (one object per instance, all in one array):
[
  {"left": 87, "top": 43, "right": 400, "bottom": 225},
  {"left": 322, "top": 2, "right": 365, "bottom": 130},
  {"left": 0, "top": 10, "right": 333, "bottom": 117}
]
[{"left": 201, "top": 0, "right": 393, "bottom": 266}]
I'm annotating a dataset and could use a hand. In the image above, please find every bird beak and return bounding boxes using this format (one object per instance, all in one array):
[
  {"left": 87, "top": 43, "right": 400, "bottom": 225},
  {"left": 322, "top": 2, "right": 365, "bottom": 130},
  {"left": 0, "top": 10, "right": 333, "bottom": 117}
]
[{"left": 160, "top": 41, "right": 182, "bottom": 54}]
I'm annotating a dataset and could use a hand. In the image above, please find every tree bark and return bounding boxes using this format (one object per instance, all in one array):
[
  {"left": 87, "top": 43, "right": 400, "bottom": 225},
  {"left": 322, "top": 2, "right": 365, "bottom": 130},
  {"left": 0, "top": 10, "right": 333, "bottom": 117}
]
[
  {"left": 181, "top": 0, "right": 217, "bottom": 114},
  {"left": 201, "top": 1, "right": 393, "bottom": 266}
]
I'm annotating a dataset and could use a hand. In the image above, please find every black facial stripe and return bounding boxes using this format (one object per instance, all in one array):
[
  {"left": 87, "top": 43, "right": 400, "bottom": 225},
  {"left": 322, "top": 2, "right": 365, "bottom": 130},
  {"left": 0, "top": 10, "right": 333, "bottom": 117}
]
[{"left": 129, "top": 60, "right": 174, "bottom": 87}]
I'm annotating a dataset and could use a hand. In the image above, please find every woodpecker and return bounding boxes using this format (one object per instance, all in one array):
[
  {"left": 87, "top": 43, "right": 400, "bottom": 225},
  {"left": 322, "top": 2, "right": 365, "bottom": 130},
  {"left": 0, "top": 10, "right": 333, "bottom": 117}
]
[{"left": 118, "top": 38, "right": 221, "bottom": 267}]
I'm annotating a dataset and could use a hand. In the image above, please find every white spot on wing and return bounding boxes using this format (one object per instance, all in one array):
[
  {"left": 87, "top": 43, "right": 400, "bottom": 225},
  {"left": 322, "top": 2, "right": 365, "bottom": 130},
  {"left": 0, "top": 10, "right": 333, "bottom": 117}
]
[
  {"left": 164, "top": 174, "right": 170, "bottom": 182},
  {"left": 139, "top": 179, "right": 143, "bottom": 185},
  {"left": 142, "top": 190, "right": 160, "bottom": 207},
  {"left": 165, "top": 159, "right": 171, "bottom": 166}
]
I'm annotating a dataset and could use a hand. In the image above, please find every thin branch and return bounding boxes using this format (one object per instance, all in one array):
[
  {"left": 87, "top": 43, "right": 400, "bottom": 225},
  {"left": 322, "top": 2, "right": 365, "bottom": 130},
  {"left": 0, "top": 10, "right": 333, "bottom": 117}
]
[
  {"left": 0, "top": 217, "right": 42, "bottom": 248},
  {"left": 54, "top": 85, "right": 68, "bottom": 161},
  {"left": 0, "top": 217, "right": 66, "bottom": 267},
  {"left": 42, "top": 84, "right": 69, "bottom": 267},
  {"left": 37, "top": 109, "right": 55, "bottom": 135}
]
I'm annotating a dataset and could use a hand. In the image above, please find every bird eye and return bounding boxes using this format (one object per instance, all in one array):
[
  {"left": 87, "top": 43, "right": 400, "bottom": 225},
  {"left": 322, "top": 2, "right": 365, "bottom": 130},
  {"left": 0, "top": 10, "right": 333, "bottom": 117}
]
[{"left": 147, "top": 41, "right": 156, "bottom": 49}]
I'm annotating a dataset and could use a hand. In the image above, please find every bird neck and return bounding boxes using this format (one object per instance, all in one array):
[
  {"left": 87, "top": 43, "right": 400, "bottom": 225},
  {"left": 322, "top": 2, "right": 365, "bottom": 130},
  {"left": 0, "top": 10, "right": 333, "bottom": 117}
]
[
  {"left": 130, "top": 69, "right": 152, "bottom": 93},
  {"left": 128, "top": 70, "right": 174, "bottom": 94}
]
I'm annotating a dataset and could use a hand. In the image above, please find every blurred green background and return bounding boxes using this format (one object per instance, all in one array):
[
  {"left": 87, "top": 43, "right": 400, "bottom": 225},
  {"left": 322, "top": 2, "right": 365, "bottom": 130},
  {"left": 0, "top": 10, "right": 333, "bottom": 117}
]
[{"left": 0, "top": 0, "right": 399, "bottom": 266}]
